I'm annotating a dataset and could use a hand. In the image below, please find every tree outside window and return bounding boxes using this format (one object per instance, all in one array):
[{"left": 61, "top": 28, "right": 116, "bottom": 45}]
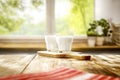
[
  {"left": 56, "top": 0, "right": 94, "bottom": 36},
  {"left": 0, "top": 0, "right": 94, "bottom": 36}
]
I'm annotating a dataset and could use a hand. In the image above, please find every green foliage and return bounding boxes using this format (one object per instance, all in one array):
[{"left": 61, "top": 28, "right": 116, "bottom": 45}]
[
  {"left": 98, "top": 19, "right": 110, "bottom": 36},
  {"left": 0, "top": 0, "right": 22, "bottom": 34},
  {"left": 0, "top": 14, "right": 23, "bottom": 34},
  {"left": 32, "top": 0, "right": 43, "bottom": 8},
  {"left": 0, "top": 0, "right": 42, "bottom": 35},
  {"left": 66, "top": 0, "right": 94, "bottom": 35},
  {"left": 87, "top": 30, "right": 98, "bottom": 36},
  {"left": 87, "top": 26, "right": 98, "bottom": 36},
  {"left": 88, "top": 18, "right": 110, "bottom": 36}
]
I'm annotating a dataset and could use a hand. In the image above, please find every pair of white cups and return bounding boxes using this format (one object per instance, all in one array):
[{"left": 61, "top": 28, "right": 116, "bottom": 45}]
[{"left": 45, "top": 35, "right": 73, "bottom": 53}]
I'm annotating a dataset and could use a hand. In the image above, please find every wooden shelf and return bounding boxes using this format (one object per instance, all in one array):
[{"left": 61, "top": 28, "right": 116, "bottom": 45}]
[
  {"left": 73, "top": 46, "right": 120, "bottom": 51},
  {"left": 0, "top": 42, "right": 119, "bottom": 51},
  {"left": 74, "top": 45, "right": 120, "bottom": 49},
  {"left": 72, "top": 43, "right": 120, "bottom": 51}
]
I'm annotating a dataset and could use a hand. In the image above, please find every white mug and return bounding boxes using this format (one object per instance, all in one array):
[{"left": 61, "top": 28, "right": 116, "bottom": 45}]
[
  {"left": 56, "top": 36, "right": 73, "bottom": 53},
  {"left": 45, "top": 35, "right": 58, "bottom": 52}
]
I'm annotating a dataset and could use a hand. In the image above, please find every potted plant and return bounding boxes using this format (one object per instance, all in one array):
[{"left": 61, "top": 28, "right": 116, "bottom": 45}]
[
  {"left": 97, "top": 19, "right": 110, "bottom": 36},
  {"left": 96, "top": 19, "right": 110, "bottom": 46},
  {"left": 87, "top": 26, "right": 98, "bottom": 47},
  {"left": 88, "top": 18, "right": 110, "bottom": 46}
]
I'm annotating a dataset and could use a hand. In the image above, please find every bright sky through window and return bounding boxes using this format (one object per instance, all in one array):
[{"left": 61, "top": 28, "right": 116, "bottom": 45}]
[{"left": 55, "top": 0, "right": 71, "bottom": 18}]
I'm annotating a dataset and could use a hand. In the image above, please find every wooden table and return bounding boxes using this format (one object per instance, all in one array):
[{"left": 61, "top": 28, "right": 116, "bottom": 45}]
[{"left": 0, "top": 52, "right": 120, "bottom": 77}]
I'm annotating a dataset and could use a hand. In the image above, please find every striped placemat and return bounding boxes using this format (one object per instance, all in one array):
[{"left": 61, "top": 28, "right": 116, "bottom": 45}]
[{"left": 0, "top": 66, "right": 119, "bottom": 80}]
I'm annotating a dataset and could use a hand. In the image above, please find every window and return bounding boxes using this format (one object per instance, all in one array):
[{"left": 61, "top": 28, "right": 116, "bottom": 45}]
[
  {"left": 0, "top": 0, "right": 46, "bottom": 35},
  {"left": 0, "top": 0, "right": 95, "bottom": 49},
  {"left": 0, "top": 0, "right": 94, "bottom": 36},
  {"left": 55, "top": 0, "right": 94, "bottom": 36}
]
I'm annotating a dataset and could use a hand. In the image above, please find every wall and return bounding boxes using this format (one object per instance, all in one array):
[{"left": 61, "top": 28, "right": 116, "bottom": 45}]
[{"left": 95, "top": 0, "right": 120, "bottom": 24}]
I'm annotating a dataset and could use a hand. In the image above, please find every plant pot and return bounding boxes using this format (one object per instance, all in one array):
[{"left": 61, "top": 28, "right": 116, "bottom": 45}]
[
  {"left": 87, "top": 37, "right": 96, "bottom": 47},
  {"left": 104, "top": 36, "right": 112, "bottom": 45},
  {"left": 96, "top": 37, "right": 105, "bottom": 46}
]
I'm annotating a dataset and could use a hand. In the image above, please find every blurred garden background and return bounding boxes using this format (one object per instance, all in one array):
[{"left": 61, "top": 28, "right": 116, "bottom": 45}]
[{"left": 0, "top": 0, "right": 94, "bottom": 35}]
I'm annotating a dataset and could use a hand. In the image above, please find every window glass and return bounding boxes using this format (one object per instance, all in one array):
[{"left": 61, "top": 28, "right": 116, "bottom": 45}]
[
  {"left": 55, "top": 0, "right": 94, "bottom": 36},
  {"left": 0, "top": 0, "right": 94, "bottom": 36},
  {"left": 0, "top": 0, "right": 46, "bottom": 35}
]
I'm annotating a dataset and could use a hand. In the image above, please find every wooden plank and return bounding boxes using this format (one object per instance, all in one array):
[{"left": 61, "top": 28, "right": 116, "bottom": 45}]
[
  {"left": 37, "top": 51, "right": 91, "bottom": 60},
  {"left": 0, "top": 54, "right": 35, "bottom": 77},
  {"left": 23, "top": 54, "right": 120, "bottom": 77},
  {"left": 93, "top": 55, "right": 120, "bottom": 77},
  {"left": 0, "top": 43, "right": 46, "bottom": 49},
  {"left": 0, "top": 43, "right": 119, "bottom": 50}
]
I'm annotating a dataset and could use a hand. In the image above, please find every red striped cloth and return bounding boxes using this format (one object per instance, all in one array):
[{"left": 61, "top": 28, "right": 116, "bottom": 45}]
[{"left": 0, "top": 66, "right": 119, "bottom": 80}]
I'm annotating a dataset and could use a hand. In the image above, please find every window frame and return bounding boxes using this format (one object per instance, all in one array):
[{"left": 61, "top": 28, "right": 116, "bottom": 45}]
[{"left": 0, "top": 0, "right": 95, "bottom": 49}]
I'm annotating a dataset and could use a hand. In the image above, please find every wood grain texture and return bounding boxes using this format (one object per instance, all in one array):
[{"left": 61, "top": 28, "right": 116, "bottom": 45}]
[
  {"left": 0, "top": 53, "right": 120, "bottom": 77},
  {"left": 0, "top": 43, "right": 119, "bottom": 50},
  {"left": 0, "top": 54, "right": 35, "bottom": 77},
  {"left": 23, "top": 54, "right": 120, "bottom": 77},
  {"left": 37, "top": 51, "right": 91, "bottom": 60}
]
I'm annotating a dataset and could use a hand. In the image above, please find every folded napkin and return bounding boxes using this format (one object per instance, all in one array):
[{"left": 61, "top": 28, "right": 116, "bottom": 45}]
[{"left": 0, "top": 67, "right": 119, "bottom": 80}]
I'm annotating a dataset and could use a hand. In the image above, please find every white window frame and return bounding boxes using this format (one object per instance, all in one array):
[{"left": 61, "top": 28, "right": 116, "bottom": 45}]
[{"left": 46, "top": 0, "right": 55, "bottom": 35}]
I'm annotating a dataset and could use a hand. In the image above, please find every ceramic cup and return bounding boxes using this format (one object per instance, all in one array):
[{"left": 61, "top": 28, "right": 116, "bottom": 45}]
[
  {"left": 56, "top": 36, "right": 73, "bottom": 53},
  {"left": 45, "top": 35, "right": 58, "bottom": 52}
]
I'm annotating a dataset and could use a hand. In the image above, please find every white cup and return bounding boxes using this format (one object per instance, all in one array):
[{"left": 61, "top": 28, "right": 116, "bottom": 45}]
[
  {"left": 45, "top": 35, "right": 58, "bottom": 52},
  {"left": 56, "top": 36, "right": 73, "bottom": 53}
]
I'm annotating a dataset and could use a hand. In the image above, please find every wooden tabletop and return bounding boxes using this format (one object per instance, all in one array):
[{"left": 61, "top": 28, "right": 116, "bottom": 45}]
[{"left": 0, "top": 52, "right": 120, "bottom": 77}]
